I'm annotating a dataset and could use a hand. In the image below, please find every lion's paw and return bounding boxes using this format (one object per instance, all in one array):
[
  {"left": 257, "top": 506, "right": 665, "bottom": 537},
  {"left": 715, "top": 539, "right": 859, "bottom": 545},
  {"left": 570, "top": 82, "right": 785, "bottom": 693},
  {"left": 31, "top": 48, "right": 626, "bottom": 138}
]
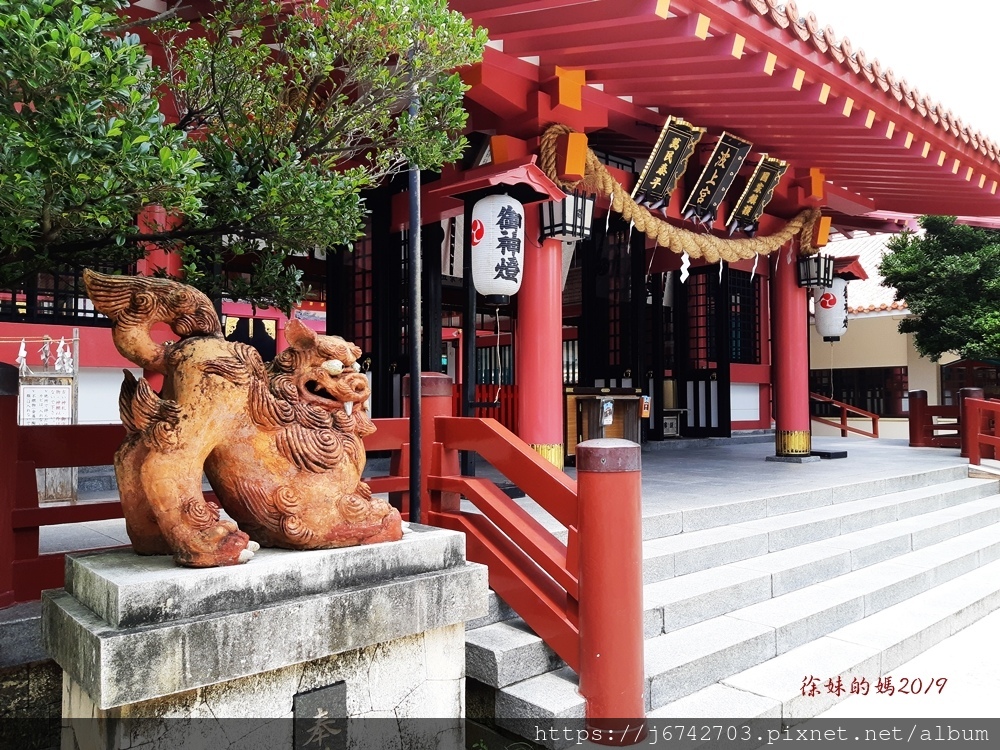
[{"left": 173, "top": 523, "right": 259, "bottom": 568}]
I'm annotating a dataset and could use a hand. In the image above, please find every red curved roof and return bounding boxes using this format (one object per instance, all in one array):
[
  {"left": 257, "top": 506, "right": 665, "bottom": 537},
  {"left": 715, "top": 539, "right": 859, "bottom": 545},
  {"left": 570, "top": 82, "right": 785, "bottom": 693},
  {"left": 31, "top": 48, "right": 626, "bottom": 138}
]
[{"left": 455, "top": 0, "right": 1000, "bottom": 221}]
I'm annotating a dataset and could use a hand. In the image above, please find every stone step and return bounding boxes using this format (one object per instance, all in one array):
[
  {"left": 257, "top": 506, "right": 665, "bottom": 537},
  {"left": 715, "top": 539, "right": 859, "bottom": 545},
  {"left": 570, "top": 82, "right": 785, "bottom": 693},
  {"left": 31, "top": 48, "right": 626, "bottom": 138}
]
[
  {"left": 466, "top": 618, "right": 564, "bottom": 688},
  {"left": 666, "top": 465, "right": 971, "bottom": 535},
  {"left": 640, "top": 478, "right": 996, "bottom": 584},
  {"left": 537, "top": 466, "right": 972, "bottom": 546},
  {"left": 652, "top": 557, "right": 1000, "bottom": 721},
  {"left": 645, "top": 523, "right": 1000, "bottom": 708},
  {"left": 466, "top": 493, "right": 1000, "bottom": 689},
  {"left": 465, "top": 590, "right": 518, "bottom": 631},
  {"left": 484, "top": 521, "right": 1000, "bottom": 729},
  {"left": 645, "top": 493, "right": 1000, "bottom": 635}
]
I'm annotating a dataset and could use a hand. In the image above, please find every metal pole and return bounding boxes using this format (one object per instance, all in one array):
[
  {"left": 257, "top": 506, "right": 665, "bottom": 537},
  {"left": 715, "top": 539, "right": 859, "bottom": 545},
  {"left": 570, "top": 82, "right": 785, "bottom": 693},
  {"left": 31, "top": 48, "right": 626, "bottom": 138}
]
[
  {"left": 461, "top": 198, "right": 477, "bottom": 476},
  {"left": 407, "top": 99, "right": 422, "bottom": 524},
  {"left": 72, "top": 328, "right": 80, "bottom": 425},
  {"left": 0, "top": 363, "right": 18, "bottom": 608}
]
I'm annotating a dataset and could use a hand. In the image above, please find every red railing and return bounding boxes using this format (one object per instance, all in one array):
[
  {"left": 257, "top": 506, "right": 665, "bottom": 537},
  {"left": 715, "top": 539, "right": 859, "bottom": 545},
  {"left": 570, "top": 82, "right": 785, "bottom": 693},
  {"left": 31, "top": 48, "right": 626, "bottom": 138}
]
[
  {"left": 964, "top": 397, "right": 1000, "bottom": 466},
  {"left": 2, "top": 367, "right": 646, "bottom": 731},
  {"left": 411, "top": 373, "right": 645, "bottom": 734},
  {"left": 907, "top": 388, "right": 988, "bottom": 450},
  {"left": 452, "top": 383, "right": 518, "bottom": 434},
  {"left": 809, "top": 392, "right": 880, "bottom": 438},
  {"left": 0, "top": 385, "right": 411, "bottom": 603}
]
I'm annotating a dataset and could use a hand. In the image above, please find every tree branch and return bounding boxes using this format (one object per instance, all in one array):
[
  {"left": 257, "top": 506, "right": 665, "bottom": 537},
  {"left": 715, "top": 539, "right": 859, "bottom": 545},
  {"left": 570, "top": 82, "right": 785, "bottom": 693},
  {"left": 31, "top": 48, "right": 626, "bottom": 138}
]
[{"left": 109, "top": 1, "right": 186, "bottom": 33}]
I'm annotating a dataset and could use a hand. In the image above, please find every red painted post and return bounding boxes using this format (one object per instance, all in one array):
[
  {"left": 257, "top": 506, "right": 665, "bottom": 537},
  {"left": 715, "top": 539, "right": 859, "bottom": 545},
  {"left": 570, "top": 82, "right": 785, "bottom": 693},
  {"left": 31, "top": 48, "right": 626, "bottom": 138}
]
[
  {"left": 959, "top": 388, "right": 986, "bottom": 458},
  {"left": 0, "top": 363, "right": 18, "bottom": 609},
  {"left": 403, "top": 373, "right": 456, "bottom": 521},
  {"left": 908, "top": 390, "right": 928, "bottom": 447},
  {"left": 515, "top": 225, "right": 565, "bottom": 469},
  {"left": 964, "top": 398, "right": 983, "bottom": 465},
  {"left": 576, "top": 438, "right": 646, "bottom": 745},
  {"left": 771, "top": 245, "right": 811, "bottom": 456}
]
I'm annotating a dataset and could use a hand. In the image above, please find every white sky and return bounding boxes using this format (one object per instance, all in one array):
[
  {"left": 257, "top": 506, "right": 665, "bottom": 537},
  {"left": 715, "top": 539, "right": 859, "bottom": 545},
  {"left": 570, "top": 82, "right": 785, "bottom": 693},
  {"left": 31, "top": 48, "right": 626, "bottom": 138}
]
[{"left": 794, "top": 0, "right": 1000, "bottom": 140}]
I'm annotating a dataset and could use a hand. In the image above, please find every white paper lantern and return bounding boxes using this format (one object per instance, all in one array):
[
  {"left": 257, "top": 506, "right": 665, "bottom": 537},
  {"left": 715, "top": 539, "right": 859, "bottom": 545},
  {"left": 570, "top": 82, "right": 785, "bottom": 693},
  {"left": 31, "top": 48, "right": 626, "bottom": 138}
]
[
  {"left": 813, "top": 277, "right": 848, "bottom": 340},
  {"left": 470, "top": 194, "right": 525, "bottom": 305}
]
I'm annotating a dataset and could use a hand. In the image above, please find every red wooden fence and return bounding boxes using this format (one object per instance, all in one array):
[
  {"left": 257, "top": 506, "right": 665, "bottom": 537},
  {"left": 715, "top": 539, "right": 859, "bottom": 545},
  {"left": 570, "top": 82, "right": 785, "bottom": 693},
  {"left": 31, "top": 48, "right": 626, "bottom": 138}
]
[
  {"left": 964, "top": 397, "right": 1000, "bottom": 466},
  {"left": 452, "top": 383, "right": 518, "bottom": 434},
  {"left": 908, "top": 388, "right": 985, "bottom": 452}
]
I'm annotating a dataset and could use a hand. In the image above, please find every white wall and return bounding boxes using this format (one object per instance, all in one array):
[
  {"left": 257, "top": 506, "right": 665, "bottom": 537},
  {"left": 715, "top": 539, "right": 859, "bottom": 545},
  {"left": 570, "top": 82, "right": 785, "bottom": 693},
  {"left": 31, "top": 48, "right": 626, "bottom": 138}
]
[
  {"left": 76, "top": 367, "right": 142, "bottom": 424},
  {"left": 809, "top": 314, "right": 909, "bottom": 369},
  {"left": 907, "top": 334, "right": 958, "bottom": 406},
  {"left": 730, "top": 383, "right": 760, "bottom": 422}
]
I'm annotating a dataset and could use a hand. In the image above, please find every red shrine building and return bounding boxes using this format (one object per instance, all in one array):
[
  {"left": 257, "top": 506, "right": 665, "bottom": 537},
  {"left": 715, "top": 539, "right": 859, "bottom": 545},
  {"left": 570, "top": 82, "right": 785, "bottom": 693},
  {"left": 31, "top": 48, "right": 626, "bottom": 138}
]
[{"left": 4, "top": 0, "right": 1000, "bottom": 467}]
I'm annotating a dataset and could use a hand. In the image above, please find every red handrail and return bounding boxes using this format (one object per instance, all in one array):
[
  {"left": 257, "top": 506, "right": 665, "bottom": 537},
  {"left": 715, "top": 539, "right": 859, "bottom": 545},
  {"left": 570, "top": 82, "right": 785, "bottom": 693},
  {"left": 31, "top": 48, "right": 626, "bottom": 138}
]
[
  {"left": 809, "top": 392, "right": 880, "bottom": 438},
  {"left": 411, "top": 373, "right": 646, "bottom": 731},
  {"left": 429, "top": 415, "right": 581, "bottom": 669},
  {"left": 964, "top": 397, "right": 1000, "bottom": 466},
  {"left": 452, "top": 383, "right": 519, "bottom": 434},
  {"left": 907, "top": 389, "right": 986, "bottom": 450}
]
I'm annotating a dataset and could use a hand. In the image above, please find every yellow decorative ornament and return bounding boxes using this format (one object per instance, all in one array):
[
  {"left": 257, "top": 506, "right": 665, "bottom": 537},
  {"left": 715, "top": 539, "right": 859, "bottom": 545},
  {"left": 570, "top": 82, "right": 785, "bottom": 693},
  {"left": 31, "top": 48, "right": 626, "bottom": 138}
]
[{"left": 539, "top": 123, "right": 822, "bottom": 263}]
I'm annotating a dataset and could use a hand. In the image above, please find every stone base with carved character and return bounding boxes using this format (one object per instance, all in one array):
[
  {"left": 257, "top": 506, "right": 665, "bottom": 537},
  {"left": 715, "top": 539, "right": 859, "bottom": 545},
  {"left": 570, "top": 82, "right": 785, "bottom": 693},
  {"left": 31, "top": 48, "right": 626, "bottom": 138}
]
[{"left": 42, "top": 525, "right": 487, "bottom": 749}]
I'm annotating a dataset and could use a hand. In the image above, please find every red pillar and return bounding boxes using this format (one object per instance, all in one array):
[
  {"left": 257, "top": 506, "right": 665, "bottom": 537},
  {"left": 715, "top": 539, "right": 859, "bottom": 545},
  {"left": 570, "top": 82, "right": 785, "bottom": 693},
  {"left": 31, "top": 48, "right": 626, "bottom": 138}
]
[
  {"left": 136, "top": 205, "right": 183, "bottom": 277},
  {"left": 137, "top": 205, "right": 183, "bottom": 392},
  {"left": 577, "top": 439, "right": 647, "bottom": 744},
  {"left": 771, "top": 244, "right": 812, "bottom": 456},
  {"left": 515, "top": 228, "right": 564, "bottom": 468},
  {"left": 908, "top": 390, "right": 929, "bottom": 447},
  {"left": 402, "top": 372, "right": 456, "bottom": 523}
]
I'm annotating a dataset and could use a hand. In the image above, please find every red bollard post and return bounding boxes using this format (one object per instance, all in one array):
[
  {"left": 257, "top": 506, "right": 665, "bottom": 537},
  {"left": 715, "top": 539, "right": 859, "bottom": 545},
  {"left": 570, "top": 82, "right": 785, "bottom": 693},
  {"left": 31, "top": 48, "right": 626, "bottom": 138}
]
[
  {"left": 959, "top": 388, "right": 986, "bottom": 459},
  {"left": 0, "top": 363, "right": 19, "bottom": 609},
  {"left": 403, "top": 373, "right": 457, "bottom": 522},
  {"left": 908, "top": 390, "right": 928, "bottom": 447},
  {"left": 576, "top": 438, "right": 647, "bottom": 745}
]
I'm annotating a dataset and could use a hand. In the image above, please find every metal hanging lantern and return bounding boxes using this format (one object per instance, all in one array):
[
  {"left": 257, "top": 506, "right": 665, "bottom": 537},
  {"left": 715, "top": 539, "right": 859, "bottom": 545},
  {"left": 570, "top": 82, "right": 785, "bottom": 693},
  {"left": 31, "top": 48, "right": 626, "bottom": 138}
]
[
  {"left": 540, "top": 190, "right": 596, "bottom": 241},
  {"left": 797, "top": 253, "right": 835, "bottom": 288},
  {"left": 814, "top": 277, "right": 849, "bottom": 341},
  {"left": 470, "top": 194, "right": 525, "bottom": 306}
]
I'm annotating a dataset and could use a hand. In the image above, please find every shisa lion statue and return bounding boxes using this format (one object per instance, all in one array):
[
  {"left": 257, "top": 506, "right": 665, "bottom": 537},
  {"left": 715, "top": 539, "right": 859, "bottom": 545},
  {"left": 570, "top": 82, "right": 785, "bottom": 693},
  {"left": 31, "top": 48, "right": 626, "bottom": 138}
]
[{"left": 83, "top": 269, "right": 403, "bottom": 568}]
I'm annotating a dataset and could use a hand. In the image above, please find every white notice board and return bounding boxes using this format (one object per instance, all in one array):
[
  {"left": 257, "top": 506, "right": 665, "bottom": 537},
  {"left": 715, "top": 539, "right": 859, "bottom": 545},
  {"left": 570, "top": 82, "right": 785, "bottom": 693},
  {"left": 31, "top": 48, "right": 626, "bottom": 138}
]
[{"left": 19, "top": 384, "right": 74, "bottom": 426}]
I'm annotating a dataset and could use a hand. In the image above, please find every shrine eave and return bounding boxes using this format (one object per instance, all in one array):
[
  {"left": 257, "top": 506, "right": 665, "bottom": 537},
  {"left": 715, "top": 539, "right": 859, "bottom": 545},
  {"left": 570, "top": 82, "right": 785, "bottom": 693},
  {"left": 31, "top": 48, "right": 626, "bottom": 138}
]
[
  {"left": 452, "top": 0, "right": 1000, "bottom": 222},
  {"left": 427, "top": 156, "right": 566, "bottom": 206}
]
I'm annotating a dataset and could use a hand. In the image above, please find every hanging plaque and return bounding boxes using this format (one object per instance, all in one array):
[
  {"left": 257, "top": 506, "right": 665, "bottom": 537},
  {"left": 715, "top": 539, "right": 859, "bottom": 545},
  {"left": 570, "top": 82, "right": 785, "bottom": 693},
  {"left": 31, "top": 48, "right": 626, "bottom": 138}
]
[
  {"left": 682, "top": 132, "right": 753, "bottom": 225},
  {"left": 726, "top": 155, "right": 789, "bottom": 235},
  {"left": 632, "top": 117, "right": 705, "bottom": 209}
]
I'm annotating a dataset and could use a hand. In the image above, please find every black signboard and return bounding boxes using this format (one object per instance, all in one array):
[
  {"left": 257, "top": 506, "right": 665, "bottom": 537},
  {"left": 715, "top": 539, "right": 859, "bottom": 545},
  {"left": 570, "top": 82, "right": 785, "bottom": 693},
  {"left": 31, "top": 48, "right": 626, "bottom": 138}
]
[
  {"left": 682, "top": 132, "right": 753, "bottom": 225},
  {"left": 726, "top": 155, "right": 789, "bottom": 235},
  {"left": 632, "top": 117, "right": 705, "bottom": 209}
]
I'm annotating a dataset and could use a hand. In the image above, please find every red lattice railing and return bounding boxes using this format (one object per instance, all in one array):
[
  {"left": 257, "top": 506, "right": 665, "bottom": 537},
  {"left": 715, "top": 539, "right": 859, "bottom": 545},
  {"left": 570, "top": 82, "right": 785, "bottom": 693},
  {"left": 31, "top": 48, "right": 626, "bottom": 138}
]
[{"left": 809, "top": 392, "right": 880, "bottom": 439}]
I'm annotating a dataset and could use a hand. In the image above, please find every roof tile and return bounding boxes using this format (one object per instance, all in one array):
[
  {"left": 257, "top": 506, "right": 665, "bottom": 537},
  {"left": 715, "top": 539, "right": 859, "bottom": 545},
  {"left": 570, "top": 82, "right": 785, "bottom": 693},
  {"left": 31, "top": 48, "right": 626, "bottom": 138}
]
[
  {"left": 824, "top": 233, "right": 910, "bottom": 316},
  {"left": 739, "top": 0, "right": 999, "bottom": 167}
]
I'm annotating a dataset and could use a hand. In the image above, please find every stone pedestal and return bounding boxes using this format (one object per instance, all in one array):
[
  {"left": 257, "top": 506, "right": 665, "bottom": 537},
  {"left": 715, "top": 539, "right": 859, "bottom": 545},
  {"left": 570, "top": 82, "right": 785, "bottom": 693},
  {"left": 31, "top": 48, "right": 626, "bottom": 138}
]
[{"left": 42, "top": 525, "right": 487, "bottom": 749}]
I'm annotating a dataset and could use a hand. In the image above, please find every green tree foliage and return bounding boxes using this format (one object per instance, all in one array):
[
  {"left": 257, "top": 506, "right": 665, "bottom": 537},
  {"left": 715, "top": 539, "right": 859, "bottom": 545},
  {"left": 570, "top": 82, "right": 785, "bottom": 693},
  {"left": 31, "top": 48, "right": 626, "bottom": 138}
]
[
  {"left": 1, "top": 0, "right": 485, "bottom": 311},
  {"left": 879, "top": 215, "right": 1000, "bottom": 361},
  {"left": 0, "top": 0, "right": 204, "bottom": 286}
]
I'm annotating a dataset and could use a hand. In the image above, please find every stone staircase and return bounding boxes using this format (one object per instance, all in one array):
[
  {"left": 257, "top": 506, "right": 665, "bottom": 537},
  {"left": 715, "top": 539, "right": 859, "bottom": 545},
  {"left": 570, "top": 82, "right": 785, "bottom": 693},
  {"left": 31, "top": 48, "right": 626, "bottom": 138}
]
[{"left": 464, "top": 464, "right": 1000, "bottom": 738}]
